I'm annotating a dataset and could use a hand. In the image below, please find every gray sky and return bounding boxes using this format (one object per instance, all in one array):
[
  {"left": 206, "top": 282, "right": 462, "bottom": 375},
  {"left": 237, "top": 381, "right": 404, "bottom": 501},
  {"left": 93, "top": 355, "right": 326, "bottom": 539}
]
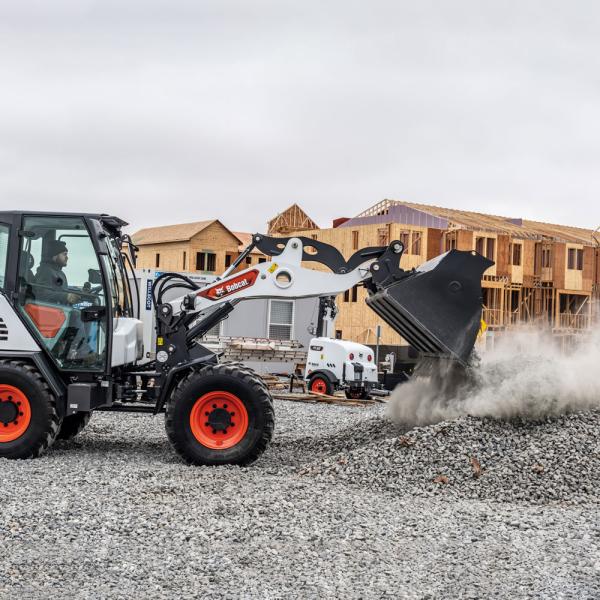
[{"left": 1, "top": 1, "right": 599, "bottom": 234}]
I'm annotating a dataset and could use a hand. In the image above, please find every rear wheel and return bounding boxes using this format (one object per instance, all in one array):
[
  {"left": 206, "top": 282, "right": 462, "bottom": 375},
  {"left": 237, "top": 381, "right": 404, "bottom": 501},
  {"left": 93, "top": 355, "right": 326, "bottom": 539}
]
[
  {"left": 0, "top": 360, "right": 61, "bottom": 459},
  {"left": 308, "top": 374, "right": 333, "bottom": 396},
  {"left": 165, "top": 363, "right": 275, "bottom": 466},
  {"left": 57, "top": 412, "right": 92, "bottom": 441}
]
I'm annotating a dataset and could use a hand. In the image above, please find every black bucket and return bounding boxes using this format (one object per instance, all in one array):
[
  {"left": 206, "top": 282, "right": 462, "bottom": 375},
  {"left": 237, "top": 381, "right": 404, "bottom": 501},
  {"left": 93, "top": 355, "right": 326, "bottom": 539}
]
[{"left": 366, "top": 250, "right": 493, "bottom": 366}]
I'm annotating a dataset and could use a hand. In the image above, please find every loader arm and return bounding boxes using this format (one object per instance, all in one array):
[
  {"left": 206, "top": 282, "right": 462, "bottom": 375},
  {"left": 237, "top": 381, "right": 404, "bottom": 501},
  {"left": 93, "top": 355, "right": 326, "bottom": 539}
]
[
  {"left": 172, "top": 235, "right": 385, "bottom": 314},
  {"left": 152, "top": 234, "right": 492, "bottom": 372}
]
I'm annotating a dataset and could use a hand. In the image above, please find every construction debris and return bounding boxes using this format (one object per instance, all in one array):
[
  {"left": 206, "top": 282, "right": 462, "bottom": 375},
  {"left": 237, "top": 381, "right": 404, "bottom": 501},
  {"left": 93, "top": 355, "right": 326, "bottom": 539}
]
[{"left": 470, "top": 456, "right": 482, "bottom": 479}]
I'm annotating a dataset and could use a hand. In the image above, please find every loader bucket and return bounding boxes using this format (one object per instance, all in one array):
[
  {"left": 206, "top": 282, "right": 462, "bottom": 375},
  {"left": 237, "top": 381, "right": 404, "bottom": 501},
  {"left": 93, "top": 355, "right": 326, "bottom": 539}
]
[{"left": 366, "top": 250, "right": 493, "bottom": 366}]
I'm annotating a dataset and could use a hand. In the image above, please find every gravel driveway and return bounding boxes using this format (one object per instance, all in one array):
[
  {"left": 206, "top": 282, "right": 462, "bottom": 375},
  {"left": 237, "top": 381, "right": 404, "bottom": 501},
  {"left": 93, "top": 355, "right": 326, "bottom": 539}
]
[{"left": 1, "top": 401, "right": 599, "bottom": 599}]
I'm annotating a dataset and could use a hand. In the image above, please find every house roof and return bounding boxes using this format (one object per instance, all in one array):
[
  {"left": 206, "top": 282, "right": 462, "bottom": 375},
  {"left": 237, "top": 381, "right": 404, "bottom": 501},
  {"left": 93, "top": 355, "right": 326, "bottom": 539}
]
[
  {"left": 132, "top": 219, "right": 243, "bottom": 246},
  {"left": 350, "top": 199, "right": 596, "bottom": 245},
  {"left": 267, "top": 203, "right": 319, "bottom": 234}
]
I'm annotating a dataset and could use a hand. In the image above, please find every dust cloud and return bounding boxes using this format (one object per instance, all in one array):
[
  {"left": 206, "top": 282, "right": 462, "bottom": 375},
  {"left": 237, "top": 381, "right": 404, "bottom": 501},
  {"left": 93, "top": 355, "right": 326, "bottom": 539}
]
[{"left": 388, "top": 327, "right": 600, "bottom": 426}]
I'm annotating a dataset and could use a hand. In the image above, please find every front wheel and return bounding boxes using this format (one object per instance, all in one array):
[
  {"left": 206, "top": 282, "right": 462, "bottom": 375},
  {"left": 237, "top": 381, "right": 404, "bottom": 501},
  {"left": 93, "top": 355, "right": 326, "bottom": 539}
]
[
  {"left": 165, "top": 363, "right": 275, "bottom": 466},
  {"left": 0, "top": 360, "right": 61, "bottom": 459}
]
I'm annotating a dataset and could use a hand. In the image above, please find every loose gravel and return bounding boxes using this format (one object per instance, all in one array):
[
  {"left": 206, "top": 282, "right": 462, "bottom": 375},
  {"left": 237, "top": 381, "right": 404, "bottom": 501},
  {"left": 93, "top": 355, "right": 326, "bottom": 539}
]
[{"left": 1, "top": 401, "right": 599, "bottom": 599}]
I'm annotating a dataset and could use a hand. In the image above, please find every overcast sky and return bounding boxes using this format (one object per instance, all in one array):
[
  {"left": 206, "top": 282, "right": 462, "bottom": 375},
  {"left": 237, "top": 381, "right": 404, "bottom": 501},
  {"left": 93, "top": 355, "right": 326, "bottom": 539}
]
[{"left": 1, "top": 1, "right": 599, "bottom": 235}]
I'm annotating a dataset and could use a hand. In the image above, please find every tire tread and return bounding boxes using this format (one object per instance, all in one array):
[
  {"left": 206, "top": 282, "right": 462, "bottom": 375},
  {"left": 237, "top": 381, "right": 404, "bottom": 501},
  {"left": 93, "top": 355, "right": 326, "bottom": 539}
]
[
  {"left": 165, "top": 363, "right": 275, "bottom": 466},
  {"left": 0, "top": 359, "right": 61, "bottom": 458}
]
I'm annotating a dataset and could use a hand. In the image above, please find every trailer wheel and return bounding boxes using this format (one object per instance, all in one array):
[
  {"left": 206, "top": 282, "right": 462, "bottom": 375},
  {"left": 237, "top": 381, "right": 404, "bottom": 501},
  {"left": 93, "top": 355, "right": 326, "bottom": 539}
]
[
  {"left": 308, "top": 374, "right": 333, "bottom": 396},
  {"left": 57, "top": 412, "right": 92, "bottom": 441},
  {"left": 165, "top": 363, "right": 275, "bottom": 466},
  {"left": 0, "top": 360, "right": 61, "bottom": 459}
]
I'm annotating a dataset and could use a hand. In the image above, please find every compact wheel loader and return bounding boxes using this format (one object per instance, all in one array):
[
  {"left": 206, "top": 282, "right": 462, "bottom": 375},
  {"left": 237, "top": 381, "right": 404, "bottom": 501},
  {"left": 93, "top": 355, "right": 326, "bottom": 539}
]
[{"left": 0, "top": 212, "right": 492, "bottom": 465}]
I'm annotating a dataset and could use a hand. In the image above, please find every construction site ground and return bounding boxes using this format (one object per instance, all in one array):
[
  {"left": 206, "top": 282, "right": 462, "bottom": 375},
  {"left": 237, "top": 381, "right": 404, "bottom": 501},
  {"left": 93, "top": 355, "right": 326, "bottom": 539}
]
[{"left": 1, "top": 401, "right": 598, "bottom": 599}]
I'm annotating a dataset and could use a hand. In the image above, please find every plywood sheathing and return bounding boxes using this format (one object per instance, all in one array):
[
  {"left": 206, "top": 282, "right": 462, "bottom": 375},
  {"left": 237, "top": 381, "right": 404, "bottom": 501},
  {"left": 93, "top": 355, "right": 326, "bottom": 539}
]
[
  {"left": 426, "top": 228, "right": 443, "bottom": 260},
  {"left": 133, "top": 220, "right": 241, "bottom": 246},
  {"left": 133, "top": 220, "right": 263, "bottom": 274}
]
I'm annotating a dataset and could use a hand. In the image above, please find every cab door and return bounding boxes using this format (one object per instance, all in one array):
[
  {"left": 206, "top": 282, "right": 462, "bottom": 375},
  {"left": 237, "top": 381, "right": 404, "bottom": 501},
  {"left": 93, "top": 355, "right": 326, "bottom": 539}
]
[{"left": 16, "top": 215, "right": 108, "bottom": 371}]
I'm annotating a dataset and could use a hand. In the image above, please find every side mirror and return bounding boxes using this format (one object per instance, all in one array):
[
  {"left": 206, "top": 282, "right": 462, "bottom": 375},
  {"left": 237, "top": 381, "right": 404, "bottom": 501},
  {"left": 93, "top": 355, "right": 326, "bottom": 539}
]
[{"left": 88, "top": 269, "right": 102, "bottom": 284}]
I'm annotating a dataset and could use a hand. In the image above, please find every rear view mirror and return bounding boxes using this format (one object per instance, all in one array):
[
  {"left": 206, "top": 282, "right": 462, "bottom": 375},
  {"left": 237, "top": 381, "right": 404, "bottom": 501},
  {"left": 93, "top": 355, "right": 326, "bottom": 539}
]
[{"left": 88, "top": 269, "right": 102, "bottom": 284}]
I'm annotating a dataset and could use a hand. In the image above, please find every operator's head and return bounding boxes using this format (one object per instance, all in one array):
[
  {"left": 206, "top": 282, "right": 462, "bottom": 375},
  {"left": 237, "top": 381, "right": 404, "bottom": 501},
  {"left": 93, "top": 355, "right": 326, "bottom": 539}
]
[{"left": 46, "top": 240, "right": 69, "bottom": 268}]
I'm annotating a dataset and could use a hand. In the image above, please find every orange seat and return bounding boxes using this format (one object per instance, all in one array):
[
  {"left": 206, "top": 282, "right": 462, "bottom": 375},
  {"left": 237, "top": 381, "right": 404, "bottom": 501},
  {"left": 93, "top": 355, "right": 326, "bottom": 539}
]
[{"left": 24, "top": 304, "right": 66, "bottom": 338}]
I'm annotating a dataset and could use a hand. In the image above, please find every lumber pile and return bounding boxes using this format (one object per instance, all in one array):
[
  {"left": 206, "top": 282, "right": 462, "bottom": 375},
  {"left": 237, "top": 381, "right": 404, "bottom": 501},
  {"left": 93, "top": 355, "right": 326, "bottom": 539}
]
[{"left": 202, "top": 336, "right": 307, "bottom": 363}]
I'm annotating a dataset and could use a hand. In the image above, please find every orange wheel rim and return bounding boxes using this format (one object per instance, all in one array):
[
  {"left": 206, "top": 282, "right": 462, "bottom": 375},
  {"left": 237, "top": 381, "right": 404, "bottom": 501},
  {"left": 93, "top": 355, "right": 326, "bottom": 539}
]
[
  {"left": 190, "top": 391, "right": 249, "bottom": 450},
  {"left": 311, "top": 378, "right": 327, "bottom": 394},
  {"left": 0, "top": 385, "right": 32, "bottom": 443}
]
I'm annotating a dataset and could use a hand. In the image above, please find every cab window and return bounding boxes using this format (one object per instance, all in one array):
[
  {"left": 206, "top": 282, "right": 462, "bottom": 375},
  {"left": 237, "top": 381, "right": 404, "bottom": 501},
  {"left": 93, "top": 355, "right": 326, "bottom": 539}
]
[{"left": 17, "top": 216, "right": 107, "bottom": 371}]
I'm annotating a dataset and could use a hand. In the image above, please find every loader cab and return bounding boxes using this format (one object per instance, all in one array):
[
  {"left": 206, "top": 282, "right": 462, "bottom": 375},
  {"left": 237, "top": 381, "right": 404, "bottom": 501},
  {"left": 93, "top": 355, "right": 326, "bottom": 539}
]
[{"left": 6, "top": 213, "right": 136, "bottom": 374}]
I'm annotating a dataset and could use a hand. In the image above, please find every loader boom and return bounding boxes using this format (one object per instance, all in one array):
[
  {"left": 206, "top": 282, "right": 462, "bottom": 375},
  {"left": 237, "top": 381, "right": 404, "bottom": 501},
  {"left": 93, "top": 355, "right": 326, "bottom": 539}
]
[{"left": 152, "top": 234, "right": 492, "bottom": 376}]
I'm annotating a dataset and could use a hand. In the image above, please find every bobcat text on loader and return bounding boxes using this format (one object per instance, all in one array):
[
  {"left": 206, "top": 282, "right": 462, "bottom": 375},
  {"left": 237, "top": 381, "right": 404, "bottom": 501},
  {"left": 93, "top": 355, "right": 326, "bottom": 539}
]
[{"left": 0, "top": 212, "right": 492, "bottom": 465}]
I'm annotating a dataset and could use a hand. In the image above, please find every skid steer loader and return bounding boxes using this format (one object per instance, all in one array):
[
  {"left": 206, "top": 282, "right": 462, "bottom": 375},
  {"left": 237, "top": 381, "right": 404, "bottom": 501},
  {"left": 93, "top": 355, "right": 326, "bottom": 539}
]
[{"left": 0, "top": 212, "right": 492, "bottom": 465}]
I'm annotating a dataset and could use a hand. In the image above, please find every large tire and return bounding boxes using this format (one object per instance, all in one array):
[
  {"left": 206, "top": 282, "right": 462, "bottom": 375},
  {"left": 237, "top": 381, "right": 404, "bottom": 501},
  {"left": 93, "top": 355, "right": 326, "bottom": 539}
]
[
  {"left": 219, "top": 362, "right": 270, "bottom": 391},
  {"left": 165, "top": 363, "right": 275, "bottom": 466},
  {"left": 308, "top": 373, "right": 334, "bottom": 395},
  {"left": 0, "top": 360, "right": 61, "bottom": 459},
  {"left": 57, "top": 412, "right": 92, "bottom": 441}
]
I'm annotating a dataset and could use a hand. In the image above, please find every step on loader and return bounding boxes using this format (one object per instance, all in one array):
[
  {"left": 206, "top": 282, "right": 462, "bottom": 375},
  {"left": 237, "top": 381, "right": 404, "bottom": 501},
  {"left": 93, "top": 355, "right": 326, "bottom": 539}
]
[{"left": 0, "top": 212, "right": 492, "bottom": 464}]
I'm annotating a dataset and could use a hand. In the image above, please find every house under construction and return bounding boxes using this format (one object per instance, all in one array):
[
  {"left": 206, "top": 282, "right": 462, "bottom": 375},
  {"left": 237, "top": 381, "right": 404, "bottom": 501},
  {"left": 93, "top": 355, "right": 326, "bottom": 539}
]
[{"left": 281, "top": 200, "right": 600, "bottom": 352}]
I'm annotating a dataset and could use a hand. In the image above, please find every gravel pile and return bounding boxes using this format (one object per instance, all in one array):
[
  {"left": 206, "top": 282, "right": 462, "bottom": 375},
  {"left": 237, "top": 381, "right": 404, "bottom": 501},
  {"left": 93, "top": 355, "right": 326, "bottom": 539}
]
[
  {"left": 1, "top": 401, "right": 599, "bottom": 599},
  {"left": 303, "top": 410, "right": 600, "bottom": 504}
]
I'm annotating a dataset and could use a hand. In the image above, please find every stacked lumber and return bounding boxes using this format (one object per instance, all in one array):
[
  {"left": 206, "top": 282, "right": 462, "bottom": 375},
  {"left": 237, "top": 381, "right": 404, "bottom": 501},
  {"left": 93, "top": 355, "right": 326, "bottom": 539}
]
[{"left": 202, "top": 336, "right": 307, "bottom": 363}]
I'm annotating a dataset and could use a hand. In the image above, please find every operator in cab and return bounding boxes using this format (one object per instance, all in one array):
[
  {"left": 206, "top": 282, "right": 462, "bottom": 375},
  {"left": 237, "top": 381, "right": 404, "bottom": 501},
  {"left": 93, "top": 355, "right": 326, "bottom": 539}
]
[{"left": 35, "top": 240, "right": 80, "bottom": 305}]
